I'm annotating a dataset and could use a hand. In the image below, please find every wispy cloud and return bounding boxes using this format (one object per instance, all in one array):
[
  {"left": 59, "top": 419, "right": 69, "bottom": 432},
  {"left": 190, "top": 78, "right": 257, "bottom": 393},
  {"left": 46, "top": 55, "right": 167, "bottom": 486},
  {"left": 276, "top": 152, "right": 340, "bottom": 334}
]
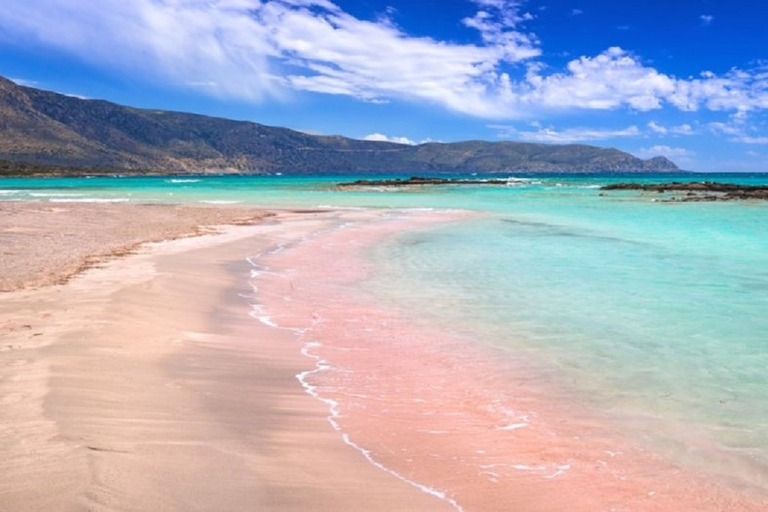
[
  {"left": 647, "top": 121, "right": 695, "bottom": 135},
  {"left": 492, "top": 124, "right": 641, "bottom": 142},
  {"left": 634, "top": 145, "right": 693, "bottom": 159},
  {"left": 362, "top": 133, "right": 416, "bottom": 145},
  {"left": 700, "top": 14, "right": 714, "bottom": 26},
  {"left": 1, "top": 1, "right": 768, "bottom": 121},
  {"left": 707, "top": 112, "right": 768, "bottom": 144},
  {"left": 462, "top": 0, "right": 539, "bottom": 63},
  {"left": 734, "top": 136, "right": 768, "bottom": 144},
  {"left": 9, "top": 77, "right": 39, "bottom": 87},
  {"left": 0, "top": 0, "right": 282, "bottom": 101}
]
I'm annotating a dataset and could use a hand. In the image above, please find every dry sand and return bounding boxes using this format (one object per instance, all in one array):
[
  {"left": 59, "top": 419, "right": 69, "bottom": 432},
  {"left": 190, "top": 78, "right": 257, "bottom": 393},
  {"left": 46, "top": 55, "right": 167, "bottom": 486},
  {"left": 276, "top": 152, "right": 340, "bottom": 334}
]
[
  {"left": 0, "top": 202, "right": 450, "bottom": 511},
  {"left": 0, "top": 202, "right": 272, "bottom": 291}
]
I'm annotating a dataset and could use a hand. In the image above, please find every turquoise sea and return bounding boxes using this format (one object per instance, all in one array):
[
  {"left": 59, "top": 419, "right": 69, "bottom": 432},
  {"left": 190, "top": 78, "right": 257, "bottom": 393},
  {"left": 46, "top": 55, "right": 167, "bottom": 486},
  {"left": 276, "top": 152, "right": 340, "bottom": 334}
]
[{"left": 3, "top": 173, "right": 768, "bottom": 493}]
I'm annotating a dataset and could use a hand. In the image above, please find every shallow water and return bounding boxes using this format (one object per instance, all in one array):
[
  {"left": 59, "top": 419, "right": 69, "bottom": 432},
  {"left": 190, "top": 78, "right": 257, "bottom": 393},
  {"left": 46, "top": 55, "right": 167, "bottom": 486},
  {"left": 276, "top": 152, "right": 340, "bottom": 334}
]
[
  {"left": 249, "top": 207, "right": 768, "bottom": 510},
  {"left": 365, "top": 199, "right": 768, "bottom": 489},
  {"left": 4, "top": 172, "right": 768, "bottom": 504}
]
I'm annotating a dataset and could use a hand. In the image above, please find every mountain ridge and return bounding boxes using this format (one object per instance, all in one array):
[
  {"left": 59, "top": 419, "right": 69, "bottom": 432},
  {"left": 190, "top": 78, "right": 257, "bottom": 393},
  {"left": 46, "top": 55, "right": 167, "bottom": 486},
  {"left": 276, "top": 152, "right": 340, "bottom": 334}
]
[{"left": 0, "top": 76, "right": 680, "bottom": 175}]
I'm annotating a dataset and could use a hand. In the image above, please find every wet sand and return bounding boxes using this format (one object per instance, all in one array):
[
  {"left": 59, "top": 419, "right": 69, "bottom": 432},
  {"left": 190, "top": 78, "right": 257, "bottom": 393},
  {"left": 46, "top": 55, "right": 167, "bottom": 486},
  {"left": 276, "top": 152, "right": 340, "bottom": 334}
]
[{"left": 0, "top": 203, "right": 450, "bottom": 511}]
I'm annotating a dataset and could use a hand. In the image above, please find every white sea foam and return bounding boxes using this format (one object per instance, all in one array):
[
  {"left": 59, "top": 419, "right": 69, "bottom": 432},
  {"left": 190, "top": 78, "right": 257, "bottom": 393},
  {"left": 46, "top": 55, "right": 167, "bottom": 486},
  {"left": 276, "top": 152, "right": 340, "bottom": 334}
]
[
  {"left": 168, "top": 179, "right": 201, "bottom": 183},
  {"left": 29, "top": 192, "right": 85, "bottom": 197},
  {"left": 295, "top": 339, "right": 464, "bottom": 511},
  {"left": 243, "top": 249, "right": 465, "bottom": 512},
  {"left": 199, "top": 200, "right": 241, "bottom": 204},
  {"left": 480, "top": 462, "right": 572, "bottom": 480},
  {"left": 256, "top": 315, "right": 279, "bottom": 328},
  {"left": 544, "top": 464, "right": 571, "bottom": 479},
  {"left": 505, "top": 178, "right": 542, "bottom": 186},
  {"left": 0, "top": 190, "right": 20, "bottom": 195}
]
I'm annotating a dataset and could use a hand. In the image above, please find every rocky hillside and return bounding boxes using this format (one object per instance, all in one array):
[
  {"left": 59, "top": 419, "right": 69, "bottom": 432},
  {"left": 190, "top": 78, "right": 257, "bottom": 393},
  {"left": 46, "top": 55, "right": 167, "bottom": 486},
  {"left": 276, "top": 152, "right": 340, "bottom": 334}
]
[{"left": 0, "top": 76, "right": 679, "bottom": 175}]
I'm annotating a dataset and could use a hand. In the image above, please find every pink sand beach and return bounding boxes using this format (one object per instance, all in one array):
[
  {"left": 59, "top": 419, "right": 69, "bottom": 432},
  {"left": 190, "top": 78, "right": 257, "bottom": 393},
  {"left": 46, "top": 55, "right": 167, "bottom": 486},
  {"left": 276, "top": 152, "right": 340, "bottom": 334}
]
[{"left": 1, "top": 202, "right": 766, "bottom": 511}]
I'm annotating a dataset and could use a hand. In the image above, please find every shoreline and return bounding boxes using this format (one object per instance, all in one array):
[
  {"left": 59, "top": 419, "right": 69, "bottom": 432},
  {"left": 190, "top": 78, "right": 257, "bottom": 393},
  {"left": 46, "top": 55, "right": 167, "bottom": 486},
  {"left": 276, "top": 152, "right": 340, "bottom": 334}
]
[
  {"left": 2, "top": 201, "right": 768, "bottom": 510},
  {"left": 0, "top": 203, "right": 451, "bottom": 511},
  {"left": 251, "top": 207, "right": 768, "bottom": 511}
]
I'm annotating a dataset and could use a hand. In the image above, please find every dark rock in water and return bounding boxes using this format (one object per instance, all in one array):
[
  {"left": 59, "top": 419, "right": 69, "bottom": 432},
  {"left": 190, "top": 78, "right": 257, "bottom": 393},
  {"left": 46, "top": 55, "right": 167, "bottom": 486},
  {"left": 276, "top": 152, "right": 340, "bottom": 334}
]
[
  {"left": 600, "top": 182, "right": 768, "bottom": 202},
  {"left": 336, "top": 176, "right": 512, "bottom": 188}
]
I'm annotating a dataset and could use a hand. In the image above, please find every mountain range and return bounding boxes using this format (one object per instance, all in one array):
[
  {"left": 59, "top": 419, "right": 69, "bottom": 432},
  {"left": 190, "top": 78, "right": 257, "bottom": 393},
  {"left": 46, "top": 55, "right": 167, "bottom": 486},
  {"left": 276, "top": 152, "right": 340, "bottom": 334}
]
[{"left": 0, "top": 76, "right": 679, "bottom": 175}]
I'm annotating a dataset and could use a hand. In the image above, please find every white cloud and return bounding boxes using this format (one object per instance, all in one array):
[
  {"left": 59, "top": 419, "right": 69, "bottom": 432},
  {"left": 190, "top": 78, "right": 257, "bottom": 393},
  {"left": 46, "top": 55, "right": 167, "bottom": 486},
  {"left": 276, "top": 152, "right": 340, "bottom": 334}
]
[
  {"left": 700, "top": 14, "right": 714, "bottom": 26},
  {"left": 493, "top": 124, "right": 641, "bottom": 142},
  {"left": 735, "top": 136, "right": 768, "bottom": 144},
  {"left": 9, "top": 77, "right": 39, "bottom": 87},
  {"left": 0, "top": 0, "right": 281, "bottom": 101},
  {"left": 462, "top": 0, "right": 539, "bottom": 63},
  {"left": 647, "top": 121, "right": 694, "bottom": 135},
  {"left": 1, "top": 1, "right": 768, "bottom": 121},
  {"left": 362, "top": 133, "right": 416, "bottom": 145},
  {"left": 270, "top": 1, "right": 540, "bottom": 116},
  {"left": 648, "top": 121, "right": 667, "bottom": 134},
  {"left": 667, "top": 68, "right": 768, "bottom": 112},
  {"left": 671, "top": 123, "right": 694, "bottom": 135},
  {"left": 520, "top": 47, "right": 676, "bottom": 111},
  {"left": 634, "top": 145, "right": 693, "bottom": 159},
  {"left": 709, "top": 121, "right": 743, "bottom": 136},
  {"left": 705, "top": 117, "right": 768, "bottom": 144}
]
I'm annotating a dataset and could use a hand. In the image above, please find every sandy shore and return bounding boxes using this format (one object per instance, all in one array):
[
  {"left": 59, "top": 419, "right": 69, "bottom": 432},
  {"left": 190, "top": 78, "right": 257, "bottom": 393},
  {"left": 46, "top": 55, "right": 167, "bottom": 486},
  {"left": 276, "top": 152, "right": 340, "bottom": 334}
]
[
  {"left": 0, "top": 202, "right": 450, "bottom": 511},
  {"left": 4, "top": 201, "right": 767, "bottom": 511},
  {"left": 0, "top": 202, "right": 273, "bottom": 291}
]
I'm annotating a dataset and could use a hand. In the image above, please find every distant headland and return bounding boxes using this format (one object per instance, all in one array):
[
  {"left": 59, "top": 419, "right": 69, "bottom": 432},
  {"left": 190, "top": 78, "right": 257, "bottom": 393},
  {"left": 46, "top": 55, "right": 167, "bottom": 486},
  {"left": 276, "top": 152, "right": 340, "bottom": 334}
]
[{"left": 0, "top": 76, "right": 679, "bottom": 176}]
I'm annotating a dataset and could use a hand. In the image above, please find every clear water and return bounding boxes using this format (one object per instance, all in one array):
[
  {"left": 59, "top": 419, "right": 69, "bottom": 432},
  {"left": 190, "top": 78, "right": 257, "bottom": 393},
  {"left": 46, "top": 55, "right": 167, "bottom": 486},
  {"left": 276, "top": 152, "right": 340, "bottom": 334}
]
[{"left": 4, "top": 172, "right": 768, "bottom": 478}]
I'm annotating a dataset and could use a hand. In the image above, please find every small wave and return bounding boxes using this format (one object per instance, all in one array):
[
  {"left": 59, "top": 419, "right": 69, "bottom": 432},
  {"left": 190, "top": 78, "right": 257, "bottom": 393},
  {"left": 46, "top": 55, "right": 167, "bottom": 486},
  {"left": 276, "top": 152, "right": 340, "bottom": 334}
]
[
  {"left": 199, "top": 200, "right": 242, "bottom": 204},
  {"left": 29, "top": 192, "right": 85, "bottom": 197},
  {"left": 0, "top": 190, "right": 20, "bottom": 195},
  {"left": 256, "top": 315, "right": 279, "bottom": 328},
  {"left": 167, "top": 179, "right": 201, "bottom": 183},
  {"left": 295, "top": 340, "right": 465, "bottom": 511},
  {"left": 243, "top": 252, "right": 464, "bottom": 511},
  {"left": 505, "top": 179, "right": 542, "bottom": 187}
]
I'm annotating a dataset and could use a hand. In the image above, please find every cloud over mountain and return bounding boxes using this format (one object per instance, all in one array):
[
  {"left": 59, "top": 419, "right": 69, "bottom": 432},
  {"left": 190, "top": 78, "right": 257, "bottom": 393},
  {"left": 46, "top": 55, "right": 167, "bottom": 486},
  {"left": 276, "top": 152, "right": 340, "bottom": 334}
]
[{"left": 2, "top": 0, "right": 767, "bottom": 121}]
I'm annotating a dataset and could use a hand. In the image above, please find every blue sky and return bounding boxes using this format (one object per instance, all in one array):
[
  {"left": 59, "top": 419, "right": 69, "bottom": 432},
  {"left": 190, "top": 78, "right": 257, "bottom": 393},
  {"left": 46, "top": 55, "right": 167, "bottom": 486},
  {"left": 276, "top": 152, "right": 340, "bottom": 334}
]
[{"left": 1, "top": 0, "right": 768, "bottom": 171}]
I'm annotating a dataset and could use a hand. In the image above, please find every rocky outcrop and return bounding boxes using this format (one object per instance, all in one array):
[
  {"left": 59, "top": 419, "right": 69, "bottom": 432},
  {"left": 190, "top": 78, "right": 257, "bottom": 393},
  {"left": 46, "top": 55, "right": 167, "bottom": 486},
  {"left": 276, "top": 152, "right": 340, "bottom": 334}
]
[
  {"left": 336, "top": 176, "right": 513, "bottom": 188},
  {"left": 601, "top": 182, "right": 768, "bottom": 201}
]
